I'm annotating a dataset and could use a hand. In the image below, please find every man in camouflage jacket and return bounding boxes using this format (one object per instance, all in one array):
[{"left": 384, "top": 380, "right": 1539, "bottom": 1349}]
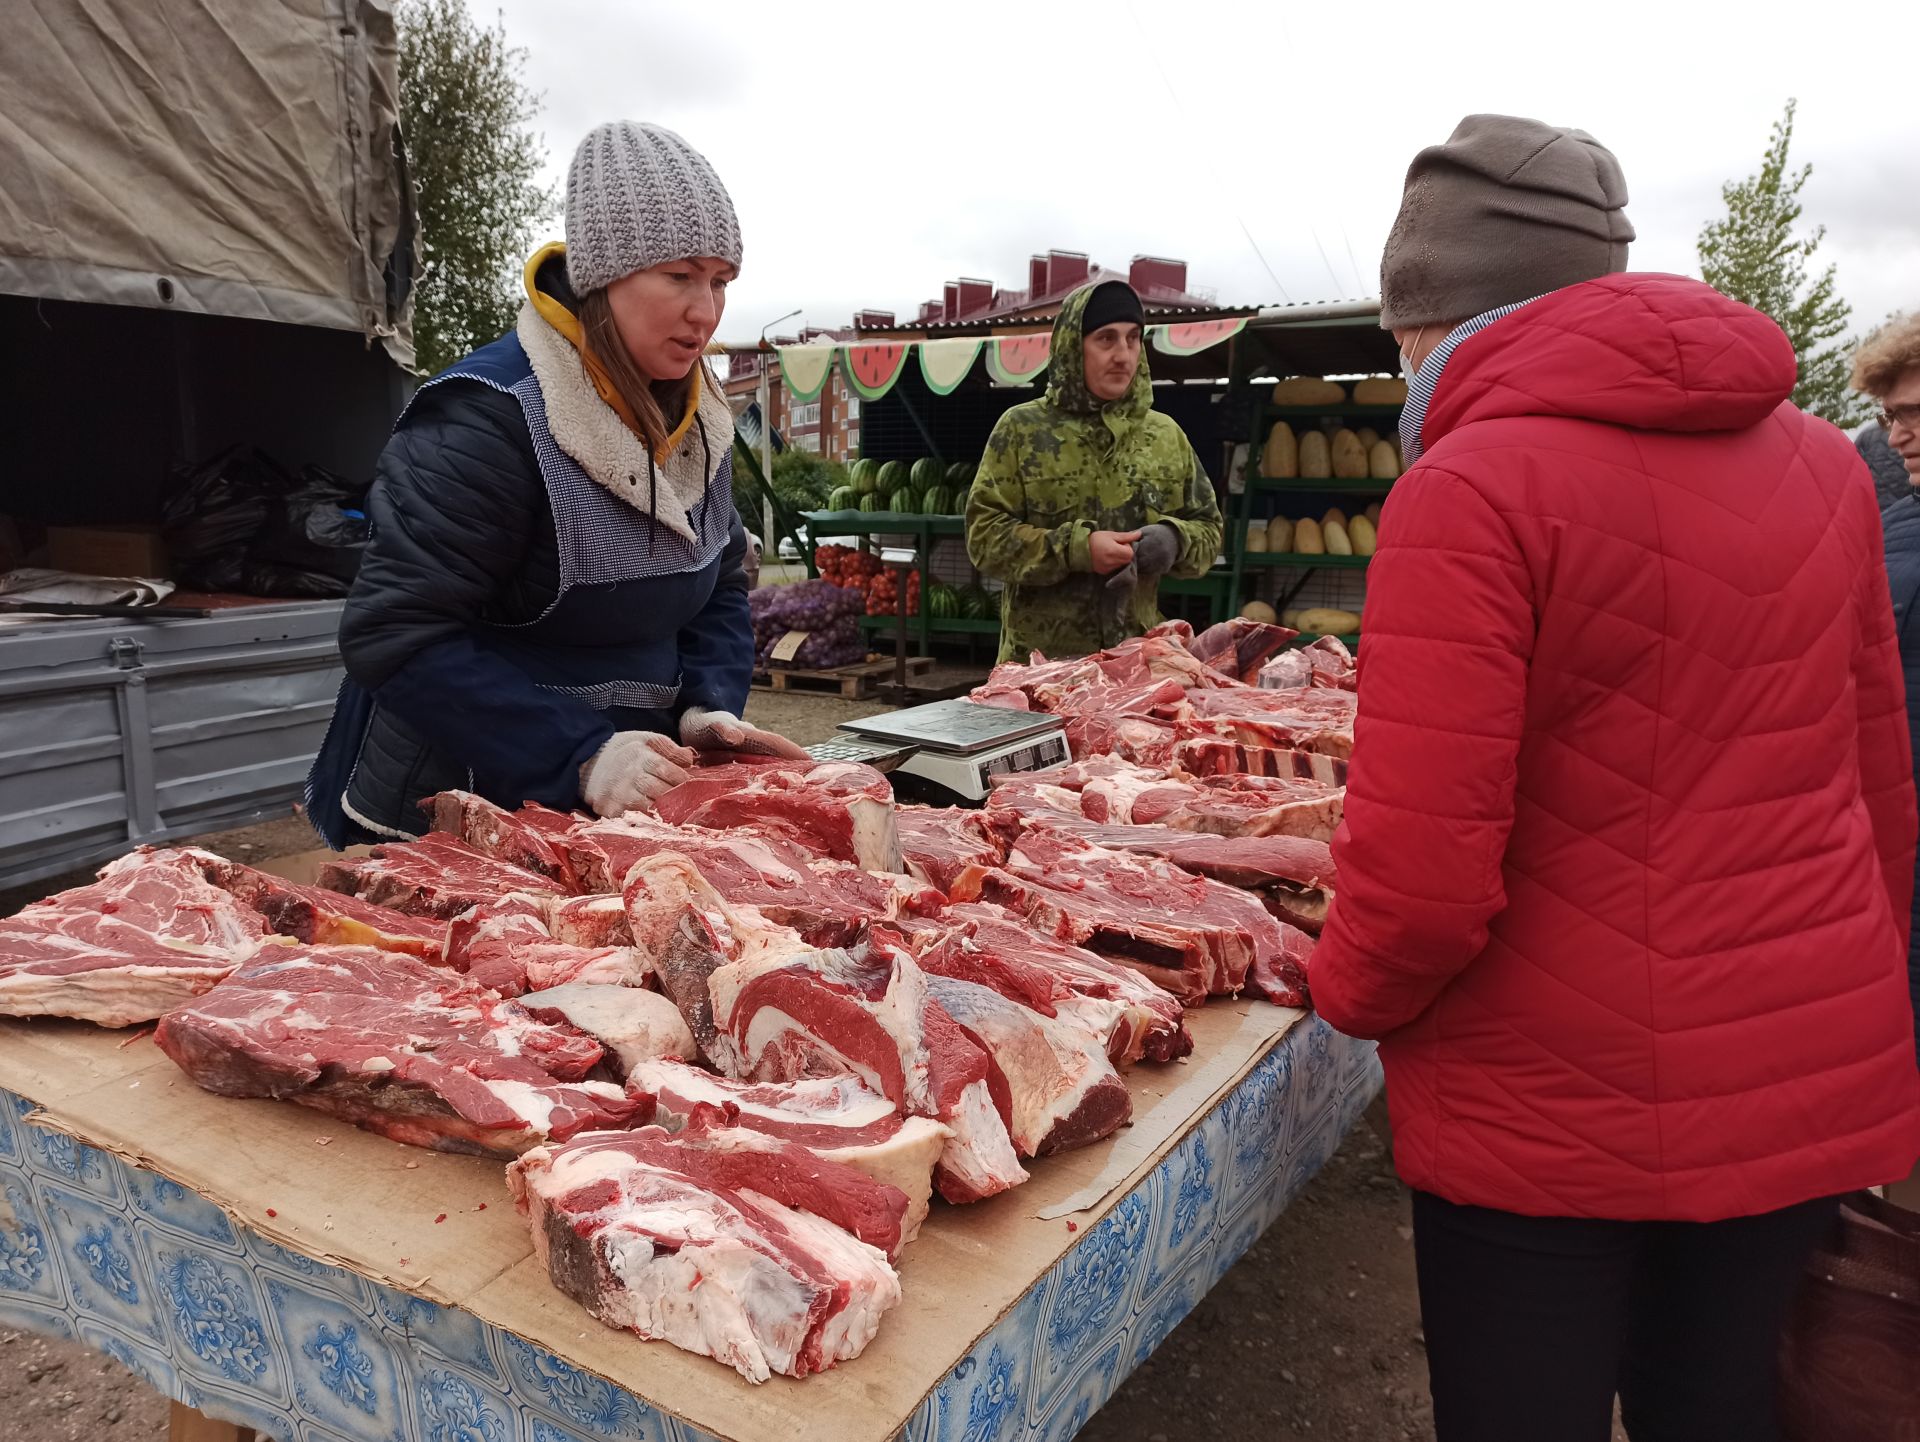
[{"left": 965, "top": 281, "right": 1223, "bottom": 661}]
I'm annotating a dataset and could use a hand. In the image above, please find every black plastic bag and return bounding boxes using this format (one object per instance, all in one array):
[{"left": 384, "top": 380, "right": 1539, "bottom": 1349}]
[
  {"left": 160, "top": 446, "right": 289, "bottom": 591},
  {"left": 161, "top": 449, "right": 370, "bottom": 598},
  {"left": 239, "top": 465, "right": 371, "bottom": 598}
]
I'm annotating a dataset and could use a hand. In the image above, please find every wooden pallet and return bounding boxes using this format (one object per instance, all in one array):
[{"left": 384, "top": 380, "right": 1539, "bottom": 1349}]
[{"left": 753, "top": 655, "right": 933, "bottom": 699}]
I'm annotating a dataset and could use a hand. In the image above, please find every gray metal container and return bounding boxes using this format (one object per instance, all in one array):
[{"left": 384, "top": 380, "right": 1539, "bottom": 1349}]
[{"left": 0, "top": 603, "right": 343, "bottom": 887}]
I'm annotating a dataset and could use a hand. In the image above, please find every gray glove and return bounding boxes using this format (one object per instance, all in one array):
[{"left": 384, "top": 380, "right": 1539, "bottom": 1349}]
[
  {"left": 1098, "top": 560, "right": 1139, "bottom": 644},
  {"left": 580, "top": 731, "right": 695, "bottom": 817},
  {"left": 1132, "top": 523, "right": 1180, "bottom": 579}
]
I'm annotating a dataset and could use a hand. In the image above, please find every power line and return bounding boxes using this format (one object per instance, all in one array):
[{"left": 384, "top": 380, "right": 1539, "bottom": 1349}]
[{"left": 1126, "top": 0, "right": 1292, "bottom": 304}]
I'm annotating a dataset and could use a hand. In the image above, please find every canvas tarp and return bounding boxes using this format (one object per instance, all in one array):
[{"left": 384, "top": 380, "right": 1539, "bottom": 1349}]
[{"left": 0, "top": 0, "right": 416, "bottom": 364}]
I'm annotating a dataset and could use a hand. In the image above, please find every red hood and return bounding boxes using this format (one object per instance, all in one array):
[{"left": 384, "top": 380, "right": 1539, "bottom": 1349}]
[{"left": 1422, "top": 274, "right": 1798, "bottom": 450}]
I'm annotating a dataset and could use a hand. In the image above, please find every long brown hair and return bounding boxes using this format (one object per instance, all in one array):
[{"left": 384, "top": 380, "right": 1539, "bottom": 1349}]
[{"left": 576, "top": 287, "right": 697, "bottom": 460}]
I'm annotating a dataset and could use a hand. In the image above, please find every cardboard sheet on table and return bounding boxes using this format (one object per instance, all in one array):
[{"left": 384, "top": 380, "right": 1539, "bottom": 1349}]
[{"left": 0, "top": 977, "right": 1301, "bottom": 1442}]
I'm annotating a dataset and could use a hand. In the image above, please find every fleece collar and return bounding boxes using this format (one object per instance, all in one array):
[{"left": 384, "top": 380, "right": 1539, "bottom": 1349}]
[
  {"left": 516, "top": 245, "right": 732, "bottom": 542},
  {"left": 521, "top": 242, "right": 701, "bottom": 463}
]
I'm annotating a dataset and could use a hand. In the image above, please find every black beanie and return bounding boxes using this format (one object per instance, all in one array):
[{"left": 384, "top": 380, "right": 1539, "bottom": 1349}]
[{"left": 1081, "top": 280, "right": 1144, "bottom": 335}]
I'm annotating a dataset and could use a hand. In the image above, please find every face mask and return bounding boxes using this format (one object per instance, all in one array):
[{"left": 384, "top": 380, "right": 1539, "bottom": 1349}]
[{"left": 1398, "top": 325, "right": 1428, "bottom": 385}]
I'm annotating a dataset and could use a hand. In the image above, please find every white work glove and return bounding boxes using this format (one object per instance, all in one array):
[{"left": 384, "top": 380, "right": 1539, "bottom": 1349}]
[
  {"left": 678, "top": 707, "right": 810, "bottom": 759},
  {"left": 579, "top": 731, "right": 696, "bottom": 817}
]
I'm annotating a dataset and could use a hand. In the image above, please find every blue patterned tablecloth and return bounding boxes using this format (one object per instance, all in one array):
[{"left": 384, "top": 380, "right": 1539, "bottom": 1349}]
[{"left": 0, "top": 1015, "right": 1379, "bottom": 1442}]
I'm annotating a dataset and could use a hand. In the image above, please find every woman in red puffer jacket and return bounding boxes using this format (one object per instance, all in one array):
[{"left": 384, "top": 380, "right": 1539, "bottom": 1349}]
[{"left": 1310, "top": 115, "right": 1920, "bottom": 1442}]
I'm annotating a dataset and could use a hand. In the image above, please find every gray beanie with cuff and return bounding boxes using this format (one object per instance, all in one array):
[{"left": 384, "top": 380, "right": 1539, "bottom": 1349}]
[
  {"left": 1379, "top": 114, "right": 1633, "bottom": 331},
  {"left": 564, "top": 121, "right": 743, "bottom": 296}
]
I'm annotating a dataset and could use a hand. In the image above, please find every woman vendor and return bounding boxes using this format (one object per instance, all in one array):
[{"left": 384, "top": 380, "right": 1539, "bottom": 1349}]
[{"left": 308, "top": 120, "right": 802, "bottom": 846}]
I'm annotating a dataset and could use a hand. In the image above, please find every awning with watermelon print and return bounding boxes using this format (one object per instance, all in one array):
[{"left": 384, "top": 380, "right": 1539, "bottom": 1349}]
[{"left": 774, "top": 317, "right": 1248, "bottom": 403}]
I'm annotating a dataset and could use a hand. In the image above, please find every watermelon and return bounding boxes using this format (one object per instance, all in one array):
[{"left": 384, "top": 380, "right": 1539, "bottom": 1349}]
[
  {"left": 927, "top": 584, "right": 960, "bottom": 619},
  {"left": 959, "top": 586, "right": 996, "bottom": 620},
  {"left": 910, "top": 457, "right": 944, "bottom": 491},
  {"left": 858, "top": 494, "right": 881, "bottom": 512},
  {"left": 888, "top": 489, "right": 918, "bottom": 514},
  {"left": 825, "top": 486, "right": 858, "bottom": 511},
  {"left": 877, "top": 460, "right": 909, "bottom": 496},
  {"left": 852, "top": 461, "right": 879, "bottom": 496},
  {"left": 945, "top": 461, "right": 969, "bottom": 486},
  {"left": 923, "top": 485, "right": 956, "bottom": 515}
]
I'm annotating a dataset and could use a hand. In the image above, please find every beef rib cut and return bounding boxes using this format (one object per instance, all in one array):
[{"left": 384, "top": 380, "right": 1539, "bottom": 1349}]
[
  {"left": 442, "top": 896, "right": 649, "bottom": 998},
  {"left": 893, "top": 902, "right": 1192, "bottom": 1066},
  {"left": 951, "top": 829, "right": 1273, "bottom": 1004},
  {"left": 1170, "top": 738, "right": 1348, "bottom": 786},
  {"left": 185, "top": 851, "right": 446, "bottom": 957},
  {"left": 155, "top": 944, "right": 639, "bottom": 1155},
  {"left": 0, "top": 848, "right": 274, "bottom": 1026},
  {"left": 658, "top": 761, "right": 903, "bottom": 873},
  {"left": 424, "top": 791, "right": 593, "bottom": 890},
  {"left": 925, "top": 976, "right": 1132, "bottom": 1157},
  {"left": 581, "top": 812, "right": 934, "bottom": 946},
  {"left": 625, "top": 1058, "right": 948, "bottom": 1243},
  {"left": 1176, "top": 687, "right": 1357, "bottom": 759},
  {"left": 508, "top": 1113, "right": 905, "bottom": 1383},
  {"left": 1187, "top": 618, "right": 1301, "bottom": 684},
  {"left": 316, "top": 833, "right": 563, "bottom": 919},
  {"left": 894, "top": 807, "right": 1006, "bottom": 893}
]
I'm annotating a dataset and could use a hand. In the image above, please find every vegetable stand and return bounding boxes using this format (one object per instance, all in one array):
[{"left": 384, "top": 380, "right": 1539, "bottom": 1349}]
[{"left": 0, "top": 1004, "right": 1379, "bottom": 1442}]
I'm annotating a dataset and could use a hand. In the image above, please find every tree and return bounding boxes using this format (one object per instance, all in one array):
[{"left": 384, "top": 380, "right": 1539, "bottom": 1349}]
[
  {"left": 397, "top": 0, "right": 554, "bottom": 375},
  {"left": 1698, "top": 99, "right": 1867, "bottom": 427}
]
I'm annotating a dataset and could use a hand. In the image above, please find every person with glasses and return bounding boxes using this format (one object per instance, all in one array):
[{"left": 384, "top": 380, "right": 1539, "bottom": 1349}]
[{"left": 1855, "top": 313, "right": 1920, "bottom": 1208}]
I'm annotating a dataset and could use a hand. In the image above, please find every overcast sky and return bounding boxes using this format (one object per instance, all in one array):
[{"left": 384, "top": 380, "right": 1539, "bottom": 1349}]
[{"left": 488, "top": 0, "right": 1919, "bottom": 347}]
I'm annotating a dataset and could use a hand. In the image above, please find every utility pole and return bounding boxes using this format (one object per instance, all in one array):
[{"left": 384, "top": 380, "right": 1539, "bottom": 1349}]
[{"left": 758, "top": 309, "right": 802, "bottom": 565}]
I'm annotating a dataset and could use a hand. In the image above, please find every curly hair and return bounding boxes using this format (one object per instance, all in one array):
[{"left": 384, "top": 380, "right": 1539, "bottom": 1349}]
[{"left": 1852, "top": 313, "right": 1920, "bottom": 398}]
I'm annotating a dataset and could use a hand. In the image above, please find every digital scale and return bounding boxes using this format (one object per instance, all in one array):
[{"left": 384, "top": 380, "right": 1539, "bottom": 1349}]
[{"left": 804, "top": 699, "right": 1071, "bottom": 805}]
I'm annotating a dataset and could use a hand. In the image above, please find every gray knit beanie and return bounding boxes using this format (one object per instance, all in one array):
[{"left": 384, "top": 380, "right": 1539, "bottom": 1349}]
[
  {"left": 564, "top": 121, "right": 743, "bottom": 296},
  {"left": 1379, "top": 114, "right": 1633, "bottom": 331}
]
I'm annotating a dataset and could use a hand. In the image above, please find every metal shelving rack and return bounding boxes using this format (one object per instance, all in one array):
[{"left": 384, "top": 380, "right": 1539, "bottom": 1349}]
[{"left": 1226, "top": 393, "right": 1404, "bottom": 645}]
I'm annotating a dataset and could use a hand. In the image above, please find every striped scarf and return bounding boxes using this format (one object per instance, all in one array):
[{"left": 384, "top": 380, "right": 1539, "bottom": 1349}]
[{"left": 1397, "top": 296, "right": 1544, "bottom": 466}]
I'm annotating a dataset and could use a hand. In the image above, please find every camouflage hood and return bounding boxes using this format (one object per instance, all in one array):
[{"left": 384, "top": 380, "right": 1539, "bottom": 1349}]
[{"left": 1045, "top": 282, "right": 1154, "bottom": 421}]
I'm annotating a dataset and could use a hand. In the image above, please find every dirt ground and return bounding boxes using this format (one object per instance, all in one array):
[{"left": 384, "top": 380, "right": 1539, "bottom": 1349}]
[{"left": 1, "top": 675, "right": 1562, "bottom": 1442}]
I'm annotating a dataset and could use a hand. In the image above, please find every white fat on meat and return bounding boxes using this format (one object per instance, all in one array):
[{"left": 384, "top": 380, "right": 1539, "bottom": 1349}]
[
  {"left": 628, "top": 1061, "right": 949, "bottom": 1243},
  {"left": 518, "top": 983, "right": 696, "bottom": 1071},
  {"left": 935, "top": 1078, "right": 1029, "bottom": 1199},
  {"left": 512, "top": 1138, "right": 900, "bottom": 1383}
]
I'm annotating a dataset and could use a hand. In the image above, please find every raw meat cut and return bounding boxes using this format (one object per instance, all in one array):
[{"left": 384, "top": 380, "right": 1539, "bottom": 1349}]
[
  {"left": 1176, "top": 687, "right": 1357, "bottom": 759},
  {"left": 893, "top": 903, "right": 1191, "bottom": 1066},
  {"left": 647, "top": 757, "right": 811, "bottom": 825},
  {"left": 518, "top": 984, "right": 696, "bottom": 1077},
  {"left": 707, "top": 937, "right": 1029, "bottom": 1204},
  {"left": 981, "top": 807, "right": 1335, "bottom": 935},
  {"left": 625, "top": 1059, "right": 948, "bottom": 1243},
  {"left": 316, "top": 834, "right": 564, "bottom": 919},
  {"left": 1073, "top": 763, "right": 1344, "bottom": 843},
  {"left": 508, "top": 1114, "right": 905, "bottom": 1382},
  {"left": 425, "top": 791, "right": 593, "bottom": 889},
  {"left": 0, "top": 849, "right": 274, "bottom": 1026},
  {"left": 995, "top": 827, "right": 1317, "bottom": 1006},
  {"left": 442, "top": 898, "right": 649, "bottom": 997},
  {"left": 156, "top": 944, "right": 640, "bottom": 1154},
  {"left": 1188, "top": 618, "right": 1301, "bottom": 684},
  {"left": 186, "top": 852, "right": 446, "bottom": 957},
  {"left": 577, "top": 813, "right": 934, "bottom": 945},
  {"left": 545, "top": 893, "right": 633, "bottom": 948},
  {"left": 632, "top": 864, "right": 1026, "bottom": 1204},
  {"left": 894, "top": 807, "right": 1005, "bottom": 892},
  {"left": 925, "top": 976, "right": 1132, "bottom": 1157},
  {"left": 1257, "top": 634, "right": 1358, "bottom": 692},
  {"left": 948, "top": 826, "right": 1319, "bottom": 1004},
  {"left": 1171, "top": 738, "right": 1349, "bottom": 786},
  {"left": 659, "top": 760, "right": 903, "bottom": 873}
]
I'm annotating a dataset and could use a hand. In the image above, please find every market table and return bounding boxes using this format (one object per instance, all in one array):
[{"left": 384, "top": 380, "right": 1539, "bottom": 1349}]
[{"left": 0, "top": 1003, "right": 1379, "bottom": 1442}]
